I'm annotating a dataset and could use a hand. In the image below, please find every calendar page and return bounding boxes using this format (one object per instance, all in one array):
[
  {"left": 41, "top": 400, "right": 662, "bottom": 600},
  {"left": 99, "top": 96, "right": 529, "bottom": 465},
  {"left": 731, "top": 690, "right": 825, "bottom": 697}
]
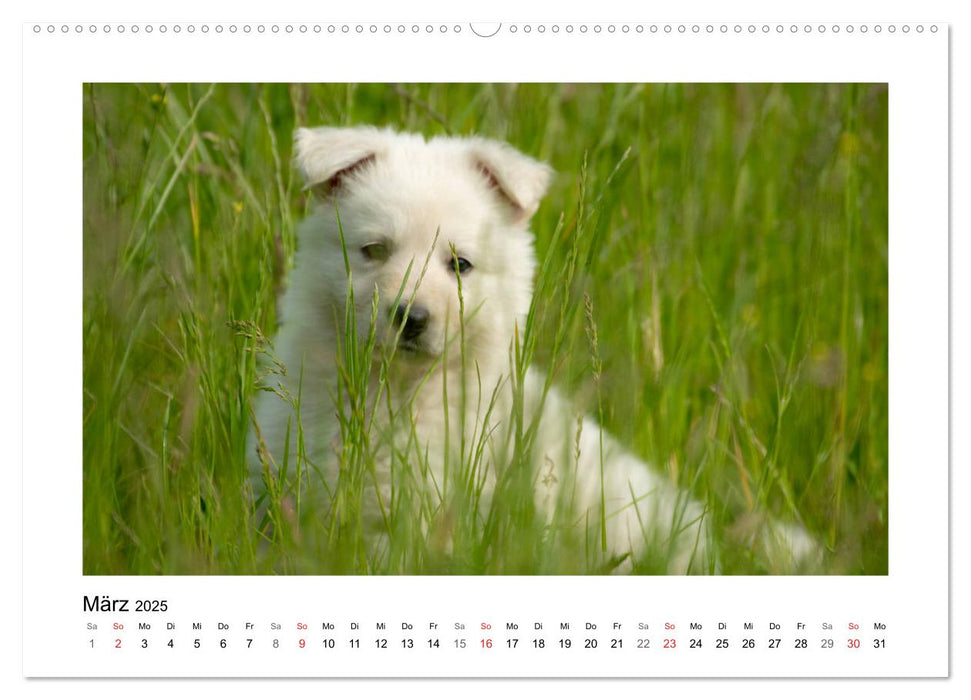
[{"left": 20, "top": 7, "right": 950, "bottom": 685}]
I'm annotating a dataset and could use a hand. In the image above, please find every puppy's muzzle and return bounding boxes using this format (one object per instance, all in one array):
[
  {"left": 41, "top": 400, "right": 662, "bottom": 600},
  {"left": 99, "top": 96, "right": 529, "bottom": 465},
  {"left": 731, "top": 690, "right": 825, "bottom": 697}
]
[{"left": 393, "top": 304, "right": 430, "bottom": 343}]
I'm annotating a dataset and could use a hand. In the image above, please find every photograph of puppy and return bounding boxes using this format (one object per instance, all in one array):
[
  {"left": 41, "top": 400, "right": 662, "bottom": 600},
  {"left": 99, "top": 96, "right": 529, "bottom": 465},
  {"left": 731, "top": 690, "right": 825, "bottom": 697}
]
[
  {"left": 83, "top": 84, "right": 888, "bottom": 575},
  {"left": 251, "top": 126, "right": 816, "bottom": 573}
]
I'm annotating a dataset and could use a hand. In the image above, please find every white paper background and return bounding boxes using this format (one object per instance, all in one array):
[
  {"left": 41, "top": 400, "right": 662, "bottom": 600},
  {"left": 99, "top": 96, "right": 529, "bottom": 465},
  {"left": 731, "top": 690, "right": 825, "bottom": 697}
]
[{"left": 7, "top": 0, "right": 967, "bottom": 697}]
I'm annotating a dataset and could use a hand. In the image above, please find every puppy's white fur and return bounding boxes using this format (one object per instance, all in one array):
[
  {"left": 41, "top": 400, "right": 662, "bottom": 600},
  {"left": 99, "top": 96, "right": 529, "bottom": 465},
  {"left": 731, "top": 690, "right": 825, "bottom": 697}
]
[{"left": 250, "top": 126, "right": 815, "bottom": 573}]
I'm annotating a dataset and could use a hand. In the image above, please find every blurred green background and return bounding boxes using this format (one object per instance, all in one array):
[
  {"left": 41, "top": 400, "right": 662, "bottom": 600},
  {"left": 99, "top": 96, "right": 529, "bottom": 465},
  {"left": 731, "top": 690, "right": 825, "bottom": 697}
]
[{"left": 83, "top": 83, "right": 888, "bottom": 574}]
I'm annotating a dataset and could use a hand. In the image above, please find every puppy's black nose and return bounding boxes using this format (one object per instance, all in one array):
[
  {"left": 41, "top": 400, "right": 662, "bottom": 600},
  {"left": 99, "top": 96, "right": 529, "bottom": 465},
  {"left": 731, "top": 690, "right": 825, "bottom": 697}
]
[{"left": 394, "top": 305, "right": 429, "bottom": 341}]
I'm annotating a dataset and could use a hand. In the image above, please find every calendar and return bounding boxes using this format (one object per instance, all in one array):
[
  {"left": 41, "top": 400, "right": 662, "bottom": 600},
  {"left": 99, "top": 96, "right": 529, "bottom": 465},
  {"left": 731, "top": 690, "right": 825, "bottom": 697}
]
[
  {"left": 60, "top": 578, "right": 935, "bottom": 677},
  {"left": 20, "top": 10, "right": 950, "bottom": 684}
]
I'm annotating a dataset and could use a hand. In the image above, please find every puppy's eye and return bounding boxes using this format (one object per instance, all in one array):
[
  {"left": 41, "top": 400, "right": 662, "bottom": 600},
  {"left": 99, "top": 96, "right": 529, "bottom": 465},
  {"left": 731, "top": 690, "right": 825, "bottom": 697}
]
[
  {"left": 451, "top": 257, "right": 473, "bottom": 275},
  {"left": 360, "top": 243, "right": 389, "bottom": 262}
]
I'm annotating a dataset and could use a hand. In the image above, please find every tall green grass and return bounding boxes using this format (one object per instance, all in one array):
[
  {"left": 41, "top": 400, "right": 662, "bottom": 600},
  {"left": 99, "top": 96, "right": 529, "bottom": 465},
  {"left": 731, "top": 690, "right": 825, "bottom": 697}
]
[{"left": 83, "top": 83, "right": 888, "bottom": 574}]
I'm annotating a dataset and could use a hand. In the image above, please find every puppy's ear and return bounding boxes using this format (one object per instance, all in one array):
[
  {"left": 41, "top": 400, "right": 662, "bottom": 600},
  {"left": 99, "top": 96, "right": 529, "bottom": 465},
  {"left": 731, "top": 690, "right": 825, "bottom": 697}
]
[
  {"left": 468, "top": 139, "right": 552, "bottom": 223},
  {"left": 294, "top": 126, "right": 386, "bottom": 198}
]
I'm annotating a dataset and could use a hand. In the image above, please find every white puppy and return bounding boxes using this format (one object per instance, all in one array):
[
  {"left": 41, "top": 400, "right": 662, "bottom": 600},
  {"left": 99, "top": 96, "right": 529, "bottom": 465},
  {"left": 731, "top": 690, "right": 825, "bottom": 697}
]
[{"left": 249, "top": 126, "right": 814, "bottom": 574}]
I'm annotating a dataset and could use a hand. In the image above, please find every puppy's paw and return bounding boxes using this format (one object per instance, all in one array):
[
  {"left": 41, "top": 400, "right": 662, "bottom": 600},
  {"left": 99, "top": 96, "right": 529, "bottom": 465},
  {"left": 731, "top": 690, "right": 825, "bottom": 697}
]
[
  {"left": 762, "top": 518, "right": 822, "bottom": 571},
  {"left": 729, "top": 513, "right": 822, "bottom": 573}
]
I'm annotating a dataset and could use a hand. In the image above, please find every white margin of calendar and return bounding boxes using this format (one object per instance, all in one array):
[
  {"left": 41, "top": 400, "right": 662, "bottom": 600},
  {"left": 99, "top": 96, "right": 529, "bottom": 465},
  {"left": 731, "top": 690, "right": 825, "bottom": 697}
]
[{"left": 20, "top": 22, "right": 948, "bottom": 678}]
